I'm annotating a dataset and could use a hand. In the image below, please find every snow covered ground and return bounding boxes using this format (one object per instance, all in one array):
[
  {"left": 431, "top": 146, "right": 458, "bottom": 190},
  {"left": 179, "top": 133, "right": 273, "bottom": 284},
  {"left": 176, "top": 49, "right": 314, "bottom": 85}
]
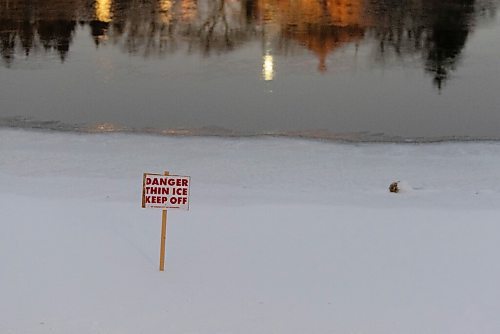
[{"left": 1, "top": 128, "right": 500, "bottom": 334}]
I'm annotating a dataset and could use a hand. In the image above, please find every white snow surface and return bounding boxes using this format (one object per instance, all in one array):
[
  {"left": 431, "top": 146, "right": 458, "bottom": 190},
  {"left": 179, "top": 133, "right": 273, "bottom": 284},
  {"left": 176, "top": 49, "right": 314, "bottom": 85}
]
[{"left": 1, "top": 128, "right": 500, "bottom": 334}]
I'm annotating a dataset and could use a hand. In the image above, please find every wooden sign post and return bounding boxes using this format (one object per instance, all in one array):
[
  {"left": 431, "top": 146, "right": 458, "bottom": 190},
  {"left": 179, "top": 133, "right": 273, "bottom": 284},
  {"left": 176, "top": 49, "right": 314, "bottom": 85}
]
[
  {"left": 142, "top": 171, "right": 191, "bottom": 271},
  {"left": 159, "top": 171, "right": 169, "bottom": 271}
]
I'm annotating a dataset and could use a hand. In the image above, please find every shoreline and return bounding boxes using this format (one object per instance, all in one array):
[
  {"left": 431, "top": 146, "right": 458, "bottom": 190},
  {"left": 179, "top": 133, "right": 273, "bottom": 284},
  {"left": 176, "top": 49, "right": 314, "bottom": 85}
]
[{"left": 2, "top": 123, "right": 500, "bottom": 144}]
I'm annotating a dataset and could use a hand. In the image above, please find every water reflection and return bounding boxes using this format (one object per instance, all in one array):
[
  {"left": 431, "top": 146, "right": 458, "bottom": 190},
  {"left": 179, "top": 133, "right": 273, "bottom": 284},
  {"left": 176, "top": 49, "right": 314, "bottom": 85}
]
[
  {"left": 273, "top": 0, "right": 366, "bottom": 72},
  {"left": 368, "top": 0, "right": 481, "bottom": 88},
  {"left": 0, "top": 0, "right": 497, "bottom": 86},
  {"left": 262, "top": 53, "right": 274, "bottom": 81},
  {"left": 96, "top": 0, "right": 112, "bottom": 23}
]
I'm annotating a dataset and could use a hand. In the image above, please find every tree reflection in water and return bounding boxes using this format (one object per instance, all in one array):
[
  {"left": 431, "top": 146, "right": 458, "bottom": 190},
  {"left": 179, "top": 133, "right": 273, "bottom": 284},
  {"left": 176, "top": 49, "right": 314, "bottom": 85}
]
[
  {"left": 0, "top": 0, "right": 496, "bottom": 87},
  {"left": 368, "top": 0, "right": 481, "bottom": 88}
]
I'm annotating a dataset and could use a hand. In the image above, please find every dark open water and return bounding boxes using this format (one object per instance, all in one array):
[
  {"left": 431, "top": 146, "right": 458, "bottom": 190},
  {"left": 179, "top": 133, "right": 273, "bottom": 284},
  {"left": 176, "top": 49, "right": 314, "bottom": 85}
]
[{"left": 1, "top": 0, "right": 499, "bottom": 141}]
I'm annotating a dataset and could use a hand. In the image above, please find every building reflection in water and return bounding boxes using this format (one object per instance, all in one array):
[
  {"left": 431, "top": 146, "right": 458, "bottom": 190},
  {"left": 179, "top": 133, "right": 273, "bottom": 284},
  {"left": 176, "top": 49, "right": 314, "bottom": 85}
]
[
  {"left": 265, "top": 0, "right": 366, "bottom": 72},
  {"left": 0, "top": 0, "right": 496, "bottom": 87}
]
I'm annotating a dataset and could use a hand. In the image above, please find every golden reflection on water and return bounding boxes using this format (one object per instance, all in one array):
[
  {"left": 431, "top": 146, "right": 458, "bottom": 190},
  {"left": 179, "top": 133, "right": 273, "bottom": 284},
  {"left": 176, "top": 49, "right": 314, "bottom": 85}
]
[
  {"left": 96, "top": 0, "right": 112, "bottom": 22},
  {"left": 262, "top": 53, "right": 274, "bottom": 81},
  {"left": 160, "top": 0, "right": 173, "bottom": 23}
]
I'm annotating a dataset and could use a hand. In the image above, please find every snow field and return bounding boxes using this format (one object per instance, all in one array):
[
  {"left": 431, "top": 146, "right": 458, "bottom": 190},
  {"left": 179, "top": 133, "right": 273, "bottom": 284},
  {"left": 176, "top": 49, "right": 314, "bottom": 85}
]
[{"left": 1, "top": 129, "right": 500, "bottom": 334}]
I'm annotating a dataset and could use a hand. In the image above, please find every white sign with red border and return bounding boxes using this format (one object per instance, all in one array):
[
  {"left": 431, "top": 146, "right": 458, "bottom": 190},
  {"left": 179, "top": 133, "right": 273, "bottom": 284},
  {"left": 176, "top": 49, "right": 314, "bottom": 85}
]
[{"left": 142, "top": 173, "right": 191, "bottom": 210}]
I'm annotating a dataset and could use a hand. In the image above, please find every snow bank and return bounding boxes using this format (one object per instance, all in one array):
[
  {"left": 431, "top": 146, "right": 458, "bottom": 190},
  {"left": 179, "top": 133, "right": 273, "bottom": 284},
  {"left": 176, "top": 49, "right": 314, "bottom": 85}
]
[{"left": 1, "top": 129, "right": 500, "bottom": 334}]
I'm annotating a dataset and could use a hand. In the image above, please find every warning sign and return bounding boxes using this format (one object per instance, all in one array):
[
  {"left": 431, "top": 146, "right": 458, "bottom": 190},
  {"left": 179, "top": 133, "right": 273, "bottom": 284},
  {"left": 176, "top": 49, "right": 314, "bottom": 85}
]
[{"left": 142, "top": 173, "right": 191, "bottom": 210}]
